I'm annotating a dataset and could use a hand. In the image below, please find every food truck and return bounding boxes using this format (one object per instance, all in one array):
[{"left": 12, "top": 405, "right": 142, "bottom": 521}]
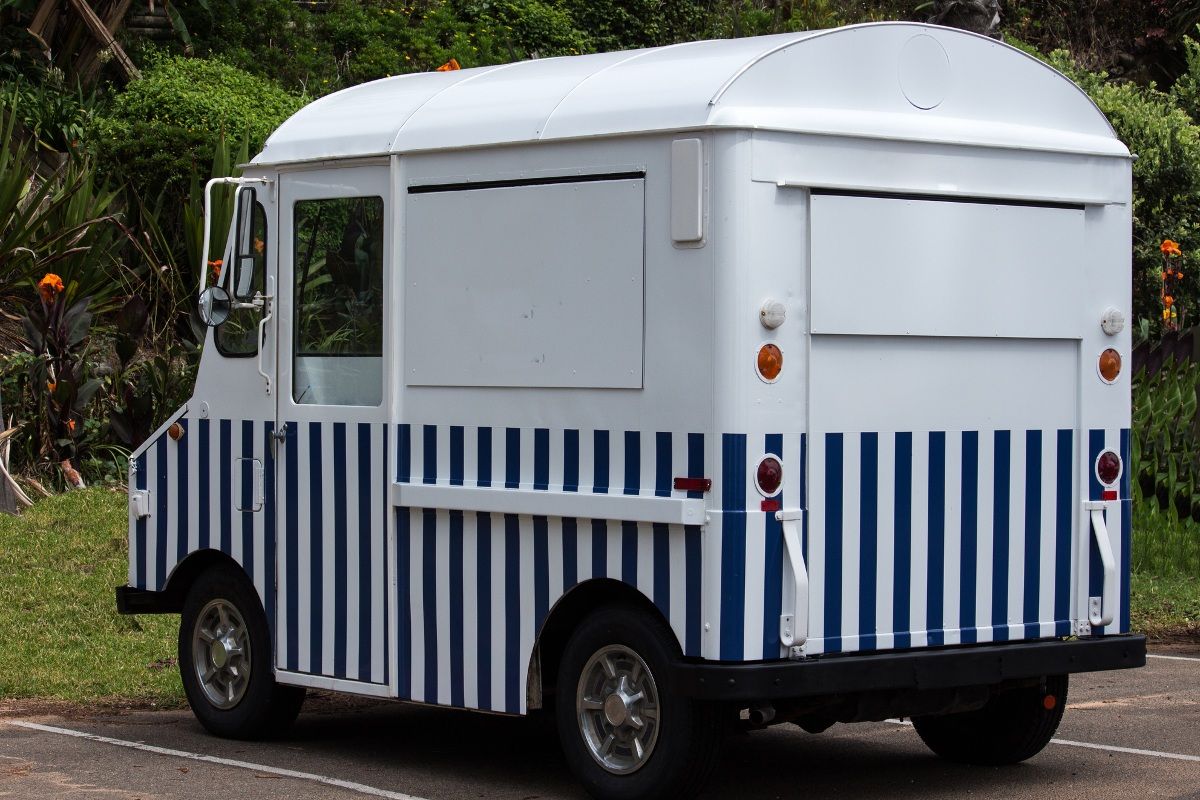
[{"left": 116, "top": 22, "right": 1146, "bottom": 800}]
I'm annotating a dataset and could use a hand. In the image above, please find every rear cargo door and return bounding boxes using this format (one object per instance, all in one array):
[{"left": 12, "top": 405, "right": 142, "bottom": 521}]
[{"left": 804, "top": 191, "right": 1084, "bottom": 655}]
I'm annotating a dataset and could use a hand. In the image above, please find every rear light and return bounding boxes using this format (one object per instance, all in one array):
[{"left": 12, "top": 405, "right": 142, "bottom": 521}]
[
  {"left": 1098, "top": 348, "right": 1122, "bottom": 383},
  {"left": 1095, "top": 450, "right": 1122, "bottom": 486},
  {"left": 756, "top": 343, "right": 782, "bottom": 382},
  {"left": 755, "top": 455, "right": 783, "bottom": 497}
]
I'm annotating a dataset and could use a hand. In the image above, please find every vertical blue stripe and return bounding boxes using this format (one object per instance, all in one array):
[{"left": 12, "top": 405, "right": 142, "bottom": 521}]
[
  {"left": 655, "top": 432, "right": 671, "bottom": 498},
  {"left": 685, "top": 525, "right": 702, "bottom": 657},
  {"left": 309, "top": 422, "right": 324, "bottom": 674},
  {"left": 593, "top": 430, "right": 609, "bottom": 493},
  {"left": 331, "top": 422, "right": 345, "bottom": 681},
  {"left": 285, "top": 421, "right": 299, "bottom": 672},
  {"left": 859, "top": 432, "right": 879, "bottom": 651},
  {"left": 624, "top": 431, "right": 640, "bottom": 495},
  {"left": 991, "top": 430, "right": 1011, "bottom": 641},
  {"left": 477, "top": 428, "right": 492, "bottom": 487},
  {"left": 719, "top": 433, "right": 747, "bottom": 660},
  {"left": 135, "top": 452, "right": 147, "bottom": 589},
  {"left": 534, "top": 429, "right": 549, "bottom": 490},
  {"left": 177, "top": 419, "right": 189, "bottom": 565},
  {"left": 155, "top": 435, "right": 168, "bottom": 587},
  {"left": 1054, "top": 429, "right": 1073, "bottom": 636},
  {"left": 621, "top": 521, "right": 637, "bottom": 585},
  {"left": 763, "top": 433, "right": 784, "bottom": 658},
  {"left": 198, "top": 419, "right": 210, "bottom": 550},
  {"left": 240, "top": 420, "right": 254, "bottom": 587},
  {"left": 652, "top": 523, "right": 670, "bottom": 618},
  {"left": 563, "top": 517, "right": 578, "bottom": 590},
  {"left": 823, "top": 433, "right": 844, "bottom": 653},
  {"left": 686, "top": 433, "right": 704, "bottom": 498},
  {"left": 504, "top": 514, "right": 520, "bottom": 712},
  {"left": 396, "top": 423, "right": 411, "bottom": 483},
  {"left": 1121, "top": 428, "right": 1132, "bottom": 633},
  {"left": 959, "top": 431, "right": 979, "bottom": 643},
  {"left": 476, "top": 513, "right": 492, "bottom": 709},
  {"left": 927, "top": 432, "right": 946, "bottom": 646},
  {"left": 591, "top": 520, "right": 607, "bottom": 578},
  {"left": 423, "top": 425, "right": 436, "bottom": 485},
  {"left": 800, "top": 433, "right": 809, "bottom": 553},
  {"left": 422, "top": 509, "right": 437, "bottom": 700},
  {"left": 893, "top": 432, "right": 912, "bottom": 649},
  {"left": 563, "top": 430, "right": 579, "bottom": 492},
  {"left": 264, "top": 422, "right": 276, "bottom": 638},
  {"left": 505, "top": 428, "right": 520, "bottom": 489},
  {"left": 449, "top": 426, "right": 464, "bottom": 486},
  {"left": 1023, "top": 430, "right": 1043, "bottom": 640},
  {"left": 396, "top": 509, "right": 411, "bottom": 699},
  {"left": 449, "top": 509, "right": 464, "bottom": 706},
  {"left": 357, "top": 423, "right": 372, "bottom": 681},
  {"left": 1088, "top": 429, "right": 1105, "bottom": 618},
  {"left": 534, "top": 515, "right": 549, "bottom": 628}
]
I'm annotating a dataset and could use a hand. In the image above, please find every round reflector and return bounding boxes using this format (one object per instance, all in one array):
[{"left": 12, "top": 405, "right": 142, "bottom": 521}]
[
  {"left": 1096, "top": 450, "right": 1121, "bottom": 486},
  {"left": 757, "top": 344, "right": 783, "bottom": 382},
  {"left": 1098, "top": 349, "right": 1121, "bottom": 383},
  {"left": 756, "top": 455, "right": 783, "bottom": 497}
]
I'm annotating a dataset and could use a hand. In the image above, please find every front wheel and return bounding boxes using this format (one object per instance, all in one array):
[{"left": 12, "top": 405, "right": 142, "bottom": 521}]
[
  {"left": 556, "top": 606, "right": 723, "bottom": 800},
  {"left": 179, "top": 565, "right": 305, "bottom": 739},
  {"left": 912, "top": 675, "right": 1068, "bottom": 766}
]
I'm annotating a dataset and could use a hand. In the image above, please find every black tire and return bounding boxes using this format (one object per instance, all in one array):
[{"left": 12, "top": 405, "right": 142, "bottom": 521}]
[
  {"left": 912, "top": 675, "right": 1068, "bottom": 766},
  {"left": 556, "top": 606, "right": 723, "bottom": 800},
  {"left": 179, "top": 565, "right": 305, "bottom": 739}
]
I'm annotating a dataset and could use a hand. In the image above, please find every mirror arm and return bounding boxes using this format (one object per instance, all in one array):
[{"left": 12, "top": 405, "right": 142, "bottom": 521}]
[{"left": 198, "top": 177, "right": 273, "bottom": 297}]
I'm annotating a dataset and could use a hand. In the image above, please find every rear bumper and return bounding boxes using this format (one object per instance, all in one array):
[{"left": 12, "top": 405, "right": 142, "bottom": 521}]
[
  {"left": 673, "top": 635, "right": 1146, "bottom": 701},
  {"left": 115, "top": 585, "right": 175, "bottom": 615}
]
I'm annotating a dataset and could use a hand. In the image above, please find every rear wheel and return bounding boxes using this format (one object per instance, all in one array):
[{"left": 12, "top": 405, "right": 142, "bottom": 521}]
[
  {"left": 179, "top": 565, "right": 305, "bottom": 739},
  {"left": 556, "top": 606, "right": 723, "bottom": 800},
  {"left": 912, "top": 675, "right": 1068, "bottom": 765}
]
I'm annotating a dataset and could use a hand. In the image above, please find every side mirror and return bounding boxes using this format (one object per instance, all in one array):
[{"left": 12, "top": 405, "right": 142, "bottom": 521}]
[{"left": 198, "top": 285, "right": 232, "bottom": 327}]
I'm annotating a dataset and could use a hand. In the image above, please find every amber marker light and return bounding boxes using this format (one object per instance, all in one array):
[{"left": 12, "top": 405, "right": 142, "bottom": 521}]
[
  {"left": 1098, "top": 348, "right": 1122, "bottom": 383},
  {"left": 168, "top": 422, "right": 185, "bottom": 441},
  {"left": 757, "top": 343, "right": 783, "bottom": 382}
]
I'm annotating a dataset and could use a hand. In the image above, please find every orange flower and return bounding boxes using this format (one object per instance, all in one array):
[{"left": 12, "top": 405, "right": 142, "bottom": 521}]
[
  {"left": 208, "top": 258, "right": 223, "bottom": 279},
  {"left": 254, "top": 237, "right": 264, "bottom": 254},
  {"left": 1162, "top": 239, "right": 1182, "bottom": 257},
  {"left": 37, "top": 273, "right": 64, "bottom": 303},
  {"left": 436, "top": 58, "right": 461, "bottom": 71},
  {"left": 46, "top": 381, "right": 56, "bottom": 394},
  {"left": 66, "top": 419, "right": 76, "bottom": 433},
  {"left": 1178, "top": 272, "right": 1185, "bottom": 279},
  {"left": 1165, "top": 295, "right": 1175, "bottom": 307}
]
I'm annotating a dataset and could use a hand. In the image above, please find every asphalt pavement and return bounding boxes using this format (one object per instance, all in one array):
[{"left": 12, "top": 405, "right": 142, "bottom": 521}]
[{"left": 2, "top": 648, "right": 1198, "bottom": 800}]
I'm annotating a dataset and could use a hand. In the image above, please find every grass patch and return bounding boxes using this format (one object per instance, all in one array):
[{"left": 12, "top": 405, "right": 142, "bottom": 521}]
[
  {"left": 1130, "top": 572, "right": 1200, "bottom": 640},
  {"left": 1132, "top": 498, "right": 1200, "bottom": 577},
  {"left": 0, "top": 488, "right": 183, "bottom": 705}
]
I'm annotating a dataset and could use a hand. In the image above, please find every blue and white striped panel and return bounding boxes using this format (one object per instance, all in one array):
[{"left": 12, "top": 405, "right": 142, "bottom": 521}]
[
  {"left": 393, "top": 425, "right": 705, "bottom": 713},
  {"left": 806, "top": 429, "right": 1082, "bottom": 656},
  {"left": 130, "top": 416, "right": 277, "bottom": 635},
  {"left": 277, "top": 421, "right": 390, "bottom": 684},
  {"left": 1086, "top": 427, "right": 1133, "bottom": 636}
]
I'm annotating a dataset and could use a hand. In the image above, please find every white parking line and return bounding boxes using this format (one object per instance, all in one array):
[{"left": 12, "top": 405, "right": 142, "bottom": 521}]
[
  {"left": 886, "top": 719, "right": 1200, "bottom": 763},
  {"left": 1148, "top": 653, "right": 1200, "bottom": 663},
  {"left": 5, "top": 721, "right": 430, "bottom": 800}
]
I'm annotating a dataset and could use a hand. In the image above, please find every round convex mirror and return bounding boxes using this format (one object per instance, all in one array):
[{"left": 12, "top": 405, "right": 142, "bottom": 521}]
[{"left": 198, "top": 285, "right": 232, "bottom": 327}]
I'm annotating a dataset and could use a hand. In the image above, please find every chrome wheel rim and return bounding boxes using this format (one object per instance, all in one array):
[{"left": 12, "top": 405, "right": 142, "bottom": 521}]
[
  {"left": 576, "top": 644, "right": 661, "bottom": 775},
  {"left": 191, "top": 598, "right": 252, "bottom": 709}
]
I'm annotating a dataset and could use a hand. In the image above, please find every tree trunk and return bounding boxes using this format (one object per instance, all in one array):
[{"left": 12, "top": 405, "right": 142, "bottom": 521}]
[{"left": 928, "top": 0, "right": 1002, "bottom": 39}]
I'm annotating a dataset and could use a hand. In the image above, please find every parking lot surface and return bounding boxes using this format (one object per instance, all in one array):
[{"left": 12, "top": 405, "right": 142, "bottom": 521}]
[{"left": 2, "top": 648, "right": 1198, "bottom": 799}]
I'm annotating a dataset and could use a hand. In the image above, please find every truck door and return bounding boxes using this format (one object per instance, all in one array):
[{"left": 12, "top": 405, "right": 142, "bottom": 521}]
[{"left": 272, "top": 166, "right": 391, "bottom": 688}]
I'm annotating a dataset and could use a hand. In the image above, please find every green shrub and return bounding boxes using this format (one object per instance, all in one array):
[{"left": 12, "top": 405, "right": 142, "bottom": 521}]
[{"left": 94, "top": 55, "right": 303, "bottom": 200}]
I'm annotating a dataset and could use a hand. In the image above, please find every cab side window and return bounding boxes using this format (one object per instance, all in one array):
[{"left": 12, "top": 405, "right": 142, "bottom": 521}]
[{"left": 215, "top": 202, "right": 267, "bottom": 357}]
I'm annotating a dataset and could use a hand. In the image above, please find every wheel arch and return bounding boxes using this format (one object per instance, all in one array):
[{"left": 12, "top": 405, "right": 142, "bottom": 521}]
[
  {"left": 163, "top": 549, "right": 254, "bottom": 613},
  {"left": 528, "top": 578, "right": 679, "bottom": 710}
]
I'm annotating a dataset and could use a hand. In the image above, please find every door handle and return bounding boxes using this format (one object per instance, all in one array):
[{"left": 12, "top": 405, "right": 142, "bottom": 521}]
[
  {"left": 1084, "top": 501, "right": 1117, "bottom": 628},
  {"left": 256, "top": 276, "right": 275, "bottom": 396},
  {"left": 776, "top": 510, "right": 809, "bottom": 649}
]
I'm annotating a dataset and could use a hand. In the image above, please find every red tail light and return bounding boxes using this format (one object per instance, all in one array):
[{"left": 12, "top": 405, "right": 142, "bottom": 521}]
[
  {"left": 756, "top": 455, "right": 783, "bottom": 497},
  {"left": 1096, "top": 450, "right": 1121, "bottom": 486}
]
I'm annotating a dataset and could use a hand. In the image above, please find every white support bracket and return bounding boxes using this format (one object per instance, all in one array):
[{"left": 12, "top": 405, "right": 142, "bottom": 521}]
[
  {"left": 1084, "top": 500, "right": 1117, "bottom": 628},
  {"left": 776, "top": 509, "right": 808, "bottom": 649}
]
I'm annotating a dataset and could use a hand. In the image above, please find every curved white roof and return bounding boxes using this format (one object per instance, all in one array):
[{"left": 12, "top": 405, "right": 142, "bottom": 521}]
[{"left": 254, "top": 22, "right": 1126, "bottom": 166}]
